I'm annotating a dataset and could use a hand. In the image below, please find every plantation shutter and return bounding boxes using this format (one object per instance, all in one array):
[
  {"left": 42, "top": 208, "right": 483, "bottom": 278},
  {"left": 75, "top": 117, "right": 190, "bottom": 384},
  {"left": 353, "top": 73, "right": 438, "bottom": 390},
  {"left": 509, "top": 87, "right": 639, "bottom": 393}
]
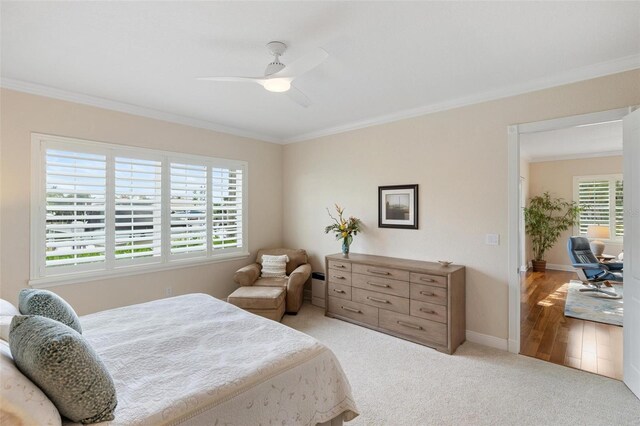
[
  {"left": 615, "top": 179, "right": 624, "bottom": 237},
  {"left": 577, "top": 179, "right": 610, "bottom": 235},
  {"left": 211, "top": 167, "right": 243, "bottom": 250},
  {"left": 33, "top": 134, "right": 249, "bottom": 283},
  {"left": 45, "top": 149, "right": 107, "bottom": 268},
  {"left": 170, "top": 162, "right": 208, "bottom": 256},
  {"left": 115, "top": 157, "right": 162, "bottom": 262}
]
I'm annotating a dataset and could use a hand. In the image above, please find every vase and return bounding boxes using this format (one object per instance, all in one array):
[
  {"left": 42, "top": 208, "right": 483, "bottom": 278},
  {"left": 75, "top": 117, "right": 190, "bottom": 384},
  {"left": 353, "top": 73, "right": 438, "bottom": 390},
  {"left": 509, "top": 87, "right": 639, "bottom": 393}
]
[{"left": 341, "top": 237, "right": 351, "bottom": 257}]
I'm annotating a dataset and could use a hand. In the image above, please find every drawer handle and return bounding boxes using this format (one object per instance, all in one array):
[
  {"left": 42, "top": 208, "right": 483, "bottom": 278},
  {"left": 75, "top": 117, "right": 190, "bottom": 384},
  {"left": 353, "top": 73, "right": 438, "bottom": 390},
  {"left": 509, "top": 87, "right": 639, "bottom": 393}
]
[
  {"left": 332, "top": 289, "right": 346, "bottom": 294},
  {"left": 367, "top": 269, "right": 390, "bottom": 275},
  {"left": 334, "top": 275, "right": 346, "bottom": 279},
  {"left": 341, "top": 306, "right": 361, "bottom": 314},
  {"left": 397, "top": 321, "right": 423, "bottom": 330},
  {"left": 367, "top": 296, "right": 389, "bottom": 304},
  {"left": 419, "top": 308, "right": 436, "bottom": 315},
  {"left": 420, "top": 291, "right": 435, "bottom": 297},
  {"left": 420, "top": 277, "right": 435, "bottom": 283},
  {"left": 335, "top": 265, "right": 346, "bottom": 268},
  {"left": 368, "top": 281, "right": 390, "bottom": 288}
]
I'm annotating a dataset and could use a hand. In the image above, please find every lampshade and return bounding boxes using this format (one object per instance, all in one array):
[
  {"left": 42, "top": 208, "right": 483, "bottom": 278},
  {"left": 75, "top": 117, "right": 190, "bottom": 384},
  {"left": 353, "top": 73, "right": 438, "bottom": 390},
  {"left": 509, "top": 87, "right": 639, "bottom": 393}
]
[
  {"left": 587, "top": 225, "right": 610, "bottom": 239},
  {"left": 263, "top": 78, "right": 291, "bottom": 93}
]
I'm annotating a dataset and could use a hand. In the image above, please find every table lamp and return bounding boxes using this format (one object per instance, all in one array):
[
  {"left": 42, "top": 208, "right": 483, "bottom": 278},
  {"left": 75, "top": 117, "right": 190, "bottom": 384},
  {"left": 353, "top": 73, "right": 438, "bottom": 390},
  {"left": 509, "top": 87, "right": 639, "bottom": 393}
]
[{"left": 587, "top": 225, "right": 609, "bottom": 257}]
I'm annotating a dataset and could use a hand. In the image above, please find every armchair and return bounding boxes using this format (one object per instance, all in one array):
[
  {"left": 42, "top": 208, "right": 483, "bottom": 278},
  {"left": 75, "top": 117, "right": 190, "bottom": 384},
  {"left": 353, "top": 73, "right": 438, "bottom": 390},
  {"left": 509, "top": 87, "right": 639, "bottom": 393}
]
[
  {"left": 233, "top": 248, "right": 312, "bottom": 313},
  {"left": 567, "top": 236, "right": 622, "bottom": 297}
]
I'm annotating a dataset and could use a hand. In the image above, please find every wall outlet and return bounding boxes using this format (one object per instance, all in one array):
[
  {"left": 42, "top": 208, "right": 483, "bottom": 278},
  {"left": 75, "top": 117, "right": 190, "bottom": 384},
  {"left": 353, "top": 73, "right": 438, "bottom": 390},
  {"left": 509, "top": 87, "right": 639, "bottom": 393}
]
[
  {"left": 485, "top": 233, "right": 500, "bottom": 245},
  {"left": 165, "top": 287, "right": 173, "bottom": 297}
]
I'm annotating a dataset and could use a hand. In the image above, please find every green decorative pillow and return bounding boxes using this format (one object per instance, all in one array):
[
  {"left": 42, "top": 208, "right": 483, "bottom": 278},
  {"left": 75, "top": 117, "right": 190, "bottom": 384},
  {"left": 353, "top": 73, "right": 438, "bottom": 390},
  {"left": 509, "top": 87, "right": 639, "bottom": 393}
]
[
  {"left": 9, "top": 315, "right": 117, "bottom": 424},
  {"left": 18, "top": 289, "right": 82, "bottom": 333}
]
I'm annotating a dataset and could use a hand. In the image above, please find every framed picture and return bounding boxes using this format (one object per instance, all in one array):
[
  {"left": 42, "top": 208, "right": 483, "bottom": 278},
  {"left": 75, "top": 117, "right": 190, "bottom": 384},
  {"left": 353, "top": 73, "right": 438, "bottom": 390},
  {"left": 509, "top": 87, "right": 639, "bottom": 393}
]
[{"left": 378, "top": 184, "right": 418, "bottom": 229}]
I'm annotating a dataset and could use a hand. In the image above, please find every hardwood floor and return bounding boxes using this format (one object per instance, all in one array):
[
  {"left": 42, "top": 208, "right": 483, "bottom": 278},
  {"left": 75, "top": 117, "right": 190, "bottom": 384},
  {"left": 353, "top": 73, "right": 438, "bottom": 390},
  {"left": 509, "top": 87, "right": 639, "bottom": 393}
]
[{"left": 520, "top": 270, "right": 623, "bottom": 380}]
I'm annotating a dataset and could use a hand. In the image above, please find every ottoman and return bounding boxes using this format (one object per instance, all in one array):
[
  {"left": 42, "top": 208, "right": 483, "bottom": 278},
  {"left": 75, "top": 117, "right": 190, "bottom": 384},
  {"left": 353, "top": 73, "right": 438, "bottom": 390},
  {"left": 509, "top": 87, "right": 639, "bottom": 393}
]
[{"left": 227, "top": 286, "right": 286, "bottom": 322}]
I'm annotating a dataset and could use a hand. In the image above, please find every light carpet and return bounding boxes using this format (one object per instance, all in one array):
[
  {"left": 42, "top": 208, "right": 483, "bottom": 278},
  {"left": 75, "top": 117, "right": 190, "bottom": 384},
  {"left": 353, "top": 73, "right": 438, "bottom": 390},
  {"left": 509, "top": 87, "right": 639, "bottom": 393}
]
[
  {"left": 564, "top": 280, "right": 623, "bottom": 326},
  {"left": 283, "top": 304, "right": 640, "bottom": 425}
]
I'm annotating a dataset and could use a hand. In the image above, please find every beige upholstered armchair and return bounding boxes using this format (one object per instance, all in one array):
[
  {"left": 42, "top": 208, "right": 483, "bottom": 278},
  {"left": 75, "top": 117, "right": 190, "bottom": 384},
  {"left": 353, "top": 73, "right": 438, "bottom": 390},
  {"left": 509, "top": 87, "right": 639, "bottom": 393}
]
[{"left": 233, "top": 248, "right": 312, "bottom": 313}]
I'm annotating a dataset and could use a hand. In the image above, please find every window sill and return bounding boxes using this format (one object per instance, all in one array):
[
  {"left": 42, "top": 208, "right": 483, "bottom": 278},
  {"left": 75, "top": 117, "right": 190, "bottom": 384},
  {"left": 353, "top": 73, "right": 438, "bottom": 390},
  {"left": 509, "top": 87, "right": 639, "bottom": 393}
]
[{"left": 29, "top": 251, "right": 250, "bottom": 289}]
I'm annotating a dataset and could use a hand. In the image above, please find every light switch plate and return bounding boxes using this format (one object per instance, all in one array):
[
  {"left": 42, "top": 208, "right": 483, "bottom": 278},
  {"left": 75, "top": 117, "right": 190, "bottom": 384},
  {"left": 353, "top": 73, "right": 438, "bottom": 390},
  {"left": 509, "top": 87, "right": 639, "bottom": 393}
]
[{"left": 485, "top": 233, "right": 500, "bottom": 245}]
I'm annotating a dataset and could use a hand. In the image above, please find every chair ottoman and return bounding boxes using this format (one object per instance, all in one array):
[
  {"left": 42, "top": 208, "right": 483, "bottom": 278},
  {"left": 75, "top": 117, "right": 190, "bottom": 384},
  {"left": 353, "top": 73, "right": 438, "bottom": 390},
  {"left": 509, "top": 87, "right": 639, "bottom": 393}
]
[{"left": 227, "top": 286, "right": 286, "bottom": 322}]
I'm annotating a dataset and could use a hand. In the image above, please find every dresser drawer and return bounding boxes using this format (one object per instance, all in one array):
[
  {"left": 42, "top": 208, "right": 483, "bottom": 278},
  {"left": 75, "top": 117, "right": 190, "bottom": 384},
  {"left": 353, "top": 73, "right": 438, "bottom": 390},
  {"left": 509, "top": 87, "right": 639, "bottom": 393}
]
[
  {"left": 410, "top": 300, "right": 447, "bottom": 324},
  {"left": 353, "top": 263, "right": 410, "bottom": 281},
  {"left": 379, "top": 310, "right": 447, "bottom": 346},
  {"left": 328, "top": 296, "right": 378, "bottom": 327},
  {"left": 410, "top": 283, "right": 447, "bottom": 306},
  {"left": 328, "top": 282, "right": 351, "bottom": 300},
  {"left": 327, "top": 269, "right": 352, "bottom": 285},
  {"left": 328, "top": 260, "right": 352, "bottom": 272},
  {"left": 352, "top": 273, "right": 410, "bottom": 298},
  {"left": 352, "top": 287, "right": 409, "bottom": 315},
  {"left": 410, "top": 272, "right": 447, "bottom": 288}
]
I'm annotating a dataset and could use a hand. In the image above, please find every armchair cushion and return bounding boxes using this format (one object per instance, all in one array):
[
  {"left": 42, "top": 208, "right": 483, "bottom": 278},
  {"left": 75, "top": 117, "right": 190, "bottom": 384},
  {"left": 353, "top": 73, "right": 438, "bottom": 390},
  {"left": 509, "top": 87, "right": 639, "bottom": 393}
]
[{"left": 233, "top": 264, "right": 261, "bottom": 286}]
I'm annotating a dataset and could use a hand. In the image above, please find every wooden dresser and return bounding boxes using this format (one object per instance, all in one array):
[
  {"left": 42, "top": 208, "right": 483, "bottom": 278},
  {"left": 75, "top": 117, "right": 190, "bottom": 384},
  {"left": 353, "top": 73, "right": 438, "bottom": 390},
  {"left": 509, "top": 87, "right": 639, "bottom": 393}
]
[{"left": 325, "top": 253, "right": 465, "bottom": 354}]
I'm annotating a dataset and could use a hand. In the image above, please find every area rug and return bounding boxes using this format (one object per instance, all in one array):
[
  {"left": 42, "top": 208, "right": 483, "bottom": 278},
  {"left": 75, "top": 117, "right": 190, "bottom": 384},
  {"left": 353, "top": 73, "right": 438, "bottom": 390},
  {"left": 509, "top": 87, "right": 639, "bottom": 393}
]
[{"left": 564, "top": 280, "right": 623, "bottom": 326}]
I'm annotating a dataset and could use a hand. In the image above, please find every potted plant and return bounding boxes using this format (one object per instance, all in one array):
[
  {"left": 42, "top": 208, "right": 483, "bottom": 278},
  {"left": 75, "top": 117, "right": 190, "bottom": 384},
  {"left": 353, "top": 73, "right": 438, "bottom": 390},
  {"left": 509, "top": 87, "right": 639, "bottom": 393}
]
[{"left": 524, "top": 192, "right": 582, "bottom": 272}]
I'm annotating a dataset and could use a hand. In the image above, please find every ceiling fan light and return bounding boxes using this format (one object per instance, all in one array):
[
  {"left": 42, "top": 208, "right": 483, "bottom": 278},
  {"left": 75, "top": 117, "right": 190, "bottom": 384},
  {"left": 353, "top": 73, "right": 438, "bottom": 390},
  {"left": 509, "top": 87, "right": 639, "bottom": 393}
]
[{"left": 263, "top": 78, "right": 291, "bottom": 93}]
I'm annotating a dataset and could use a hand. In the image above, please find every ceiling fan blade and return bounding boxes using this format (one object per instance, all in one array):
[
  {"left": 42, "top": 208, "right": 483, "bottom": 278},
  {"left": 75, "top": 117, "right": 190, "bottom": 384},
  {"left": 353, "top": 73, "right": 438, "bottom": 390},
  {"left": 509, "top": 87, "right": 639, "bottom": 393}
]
[
  {"left": 285, "top": 85, "right": 312, "bottom": 108},
  {"left": 196, "top": 76, "right": 266, "bottom": 84},
  {"left": 273, "top": 48, "right": 328, "bottom": 79}
]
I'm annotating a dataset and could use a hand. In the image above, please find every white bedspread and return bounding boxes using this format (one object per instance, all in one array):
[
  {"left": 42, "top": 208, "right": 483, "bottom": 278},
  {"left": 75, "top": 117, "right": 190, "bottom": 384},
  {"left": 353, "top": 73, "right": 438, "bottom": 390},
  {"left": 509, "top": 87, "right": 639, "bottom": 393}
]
[{"left": 69, "top": 294, "right": 358, "bottom": 425}]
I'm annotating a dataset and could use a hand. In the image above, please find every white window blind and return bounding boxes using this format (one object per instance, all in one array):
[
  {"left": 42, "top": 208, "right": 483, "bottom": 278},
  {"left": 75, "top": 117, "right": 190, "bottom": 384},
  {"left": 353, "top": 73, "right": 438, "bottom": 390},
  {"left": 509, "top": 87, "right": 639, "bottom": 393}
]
[
  {"left": 615, "top": 179, "right": 624, "bottom": 237},
  {"left": 115, "top": 157, "right": 162, "bottom": 262},
  {"left": 170, "top": 163, "right": 208, "bottom": 256},
  {"left": 32, "top": 134, "right": 248, "bottom": 285},
  {"left": 45, "top": 149, "right": 107, "bottom": 269},
  {"left": 212, "top": 167, "right": 243, "bottom": 250},
  {"left": 573, "top": 174, "right": 623, "bottom": 240}
]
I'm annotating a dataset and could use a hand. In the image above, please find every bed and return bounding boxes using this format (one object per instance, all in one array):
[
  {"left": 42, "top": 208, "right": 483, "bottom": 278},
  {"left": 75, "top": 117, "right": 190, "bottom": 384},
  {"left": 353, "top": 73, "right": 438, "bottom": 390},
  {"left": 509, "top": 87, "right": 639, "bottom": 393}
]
[{"left": 60, "top": 293, "right": 358, "bottom": 425}]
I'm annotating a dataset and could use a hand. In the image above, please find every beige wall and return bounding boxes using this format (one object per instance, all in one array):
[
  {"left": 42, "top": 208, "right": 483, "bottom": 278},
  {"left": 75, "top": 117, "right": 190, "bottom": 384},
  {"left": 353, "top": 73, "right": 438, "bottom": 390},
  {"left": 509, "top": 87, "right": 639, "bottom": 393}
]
[
  {"left": 529, "top": 156, "right": 623, "bottom": 268},
  {"left": 0, "top": 89, "right": 283, "bottom": 314},
  {"left": 282, "top": 70, "right": 640, "bottom": 341}
]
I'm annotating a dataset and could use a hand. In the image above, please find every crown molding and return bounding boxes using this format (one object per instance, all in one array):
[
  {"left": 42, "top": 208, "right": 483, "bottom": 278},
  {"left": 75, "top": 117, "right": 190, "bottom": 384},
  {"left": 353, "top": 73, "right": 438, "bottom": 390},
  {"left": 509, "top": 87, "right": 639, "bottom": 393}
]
[
  {"left": 2, "top": 54, "right": 639, "bottom": 145},
  {"left": 0, "top": 78, "right": 280, "bottom": 144},
  {"left": 525, "top": 150, "right": 623, "bottom": 163},
  {"left": 283, "top": 54, "right": 640, "bottom": 143}
]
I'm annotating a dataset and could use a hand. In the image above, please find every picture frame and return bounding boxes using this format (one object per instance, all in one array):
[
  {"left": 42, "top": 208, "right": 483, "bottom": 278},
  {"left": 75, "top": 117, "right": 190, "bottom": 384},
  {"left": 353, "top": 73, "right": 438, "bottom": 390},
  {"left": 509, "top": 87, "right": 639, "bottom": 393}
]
[{"left": 378, "top": 184, "right": 418, "bottom": 229}]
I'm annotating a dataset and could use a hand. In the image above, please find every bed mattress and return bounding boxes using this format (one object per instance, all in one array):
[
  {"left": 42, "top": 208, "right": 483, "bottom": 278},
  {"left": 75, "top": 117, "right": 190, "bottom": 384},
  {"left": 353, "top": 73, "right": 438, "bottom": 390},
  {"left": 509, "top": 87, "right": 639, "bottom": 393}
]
[{"left": 66, "top": 293, "right": 358, "bottom": 425}]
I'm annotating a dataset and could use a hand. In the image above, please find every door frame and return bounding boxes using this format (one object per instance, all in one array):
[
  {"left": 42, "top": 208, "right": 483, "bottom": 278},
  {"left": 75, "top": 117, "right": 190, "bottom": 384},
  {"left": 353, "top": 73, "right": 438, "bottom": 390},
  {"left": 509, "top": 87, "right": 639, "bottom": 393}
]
[{"left": 507, "top": 107, "right": 633, "bottom": 354}]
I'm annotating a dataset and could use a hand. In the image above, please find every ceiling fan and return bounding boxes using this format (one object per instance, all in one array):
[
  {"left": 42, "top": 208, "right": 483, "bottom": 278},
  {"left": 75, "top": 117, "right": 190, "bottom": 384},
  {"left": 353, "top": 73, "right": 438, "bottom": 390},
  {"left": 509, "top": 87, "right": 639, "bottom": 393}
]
[{"left": 197, "top": 41, "right": 328, "bottom": 107}]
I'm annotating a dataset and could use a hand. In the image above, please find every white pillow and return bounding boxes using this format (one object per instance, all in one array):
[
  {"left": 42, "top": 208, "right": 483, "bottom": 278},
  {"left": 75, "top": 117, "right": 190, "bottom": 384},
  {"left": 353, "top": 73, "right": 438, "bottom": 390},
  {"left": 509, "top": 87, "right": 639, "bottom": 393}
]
[
  {"left": 261, "top": 254, "right": 289, "bottom": 278},
  {"left": 0, "top": 299, "right": 19, "bottom": 316},
  {"left": 0, "top": 340, "right": 62, "bottom": 426},
  {"left": 0, "top": 316, "right": 11, "bottom": 341}
]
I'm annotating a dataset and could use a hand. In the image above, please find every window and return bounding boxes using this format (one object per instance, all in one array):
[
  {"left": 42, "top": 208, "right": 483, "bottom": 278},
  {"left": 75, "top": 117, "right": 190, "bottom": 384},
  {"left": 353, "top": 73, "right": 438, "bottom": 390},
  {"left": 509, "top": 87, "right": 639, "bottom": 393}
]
[
  {"left": 31, "top": 134, "right": 248, "bottom": 285},
  {"left": 573, "top": 174, "right": 623, "bottom": 241}
]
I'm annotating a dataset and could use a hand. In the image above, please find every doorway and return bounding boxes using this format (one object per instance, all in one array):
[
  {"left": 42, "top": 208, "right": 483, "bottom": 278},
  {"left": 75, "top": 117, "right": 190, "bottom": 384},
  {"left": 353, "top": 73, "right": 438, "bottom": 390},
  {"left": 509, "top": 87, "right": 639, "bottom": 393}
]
[{"left": 507, "top": 108, "right": 632, "bottom": 374}]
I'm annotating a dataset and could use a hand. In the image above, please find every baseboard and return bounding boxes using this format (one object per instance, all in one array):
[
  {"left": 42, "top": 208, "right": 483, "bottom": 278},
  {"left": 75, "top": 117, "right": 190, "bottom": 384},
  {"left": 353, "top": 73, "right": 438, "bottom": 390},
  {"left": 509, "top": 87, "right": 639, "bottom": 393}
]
[
  {"left": 546, "top": 263, "right": 575, "bottom": 272},
  {"left": 465, "top": 330, "right": 509, "bottom": 351}
]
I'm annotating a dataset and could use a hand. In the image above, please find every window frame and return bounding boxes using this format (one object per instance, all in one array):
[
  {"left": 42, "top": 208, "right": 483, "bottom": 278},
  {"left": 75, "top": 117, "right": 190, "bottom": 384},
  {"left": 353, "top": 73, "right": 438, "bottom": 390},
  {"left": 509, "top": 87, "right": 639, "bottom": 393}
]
[
  {"left": 572, "top": 173, "right": 623, "bottom": 243},
  {"left": 30, "top": 133, "right": 249, "bottom": 288}
]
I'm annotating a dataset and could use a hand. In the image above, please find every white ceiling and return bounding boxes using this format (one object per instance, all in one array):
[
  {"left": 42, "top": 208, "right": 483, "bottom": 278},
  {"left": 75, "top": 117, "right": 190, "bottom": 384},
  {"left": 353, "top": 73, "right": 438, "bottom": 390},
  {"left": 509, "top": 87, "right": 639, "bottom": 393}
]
[
  {"left": 520, "top": 120, "right": 623, "bottom": 162},
  {"left": 2, "top": 2, "right": 639, "bottom": 143}
]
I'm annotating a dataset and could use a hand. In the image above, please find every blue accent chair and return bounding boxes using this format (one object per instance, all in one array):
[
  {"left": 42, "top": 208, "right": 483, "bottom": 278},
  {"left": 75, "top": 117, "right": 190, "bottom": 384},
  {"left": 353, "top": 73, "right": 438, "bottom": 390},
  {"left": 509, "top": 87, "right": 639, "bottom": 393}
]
[{"left": 567, "top": 236, "right": 622, "bottom": 296}]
